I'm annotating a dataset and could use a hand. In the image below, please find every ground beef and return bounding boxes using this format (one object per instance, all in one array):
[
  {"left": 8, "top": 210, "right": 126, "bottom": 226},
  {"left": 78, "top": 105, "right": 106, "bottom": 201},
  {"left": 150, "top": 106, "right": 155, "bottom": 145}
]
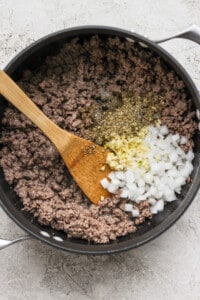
[{"left": 0, "top": 35, "right": 197, "bottom": 243}]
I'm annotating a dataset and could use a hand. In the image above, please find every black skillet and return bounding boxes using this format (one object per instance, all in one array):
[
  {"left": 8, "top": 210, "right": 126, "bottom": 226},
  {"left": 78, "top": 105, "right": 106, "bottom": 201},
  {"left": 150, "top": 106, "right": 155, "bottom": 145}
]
[{"left": 0, "top": 25, "right": 200, "bottom": 254}]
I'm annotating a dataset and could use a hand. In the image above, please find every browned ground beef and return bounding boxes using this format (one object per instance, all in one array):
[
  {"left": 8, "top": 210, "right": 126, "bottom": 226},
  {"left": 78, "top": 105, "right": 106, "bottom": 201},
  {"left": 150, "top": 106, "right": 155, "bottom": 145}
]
[{"left": 0, "top": 35, "right": 197, "bottom": 243}]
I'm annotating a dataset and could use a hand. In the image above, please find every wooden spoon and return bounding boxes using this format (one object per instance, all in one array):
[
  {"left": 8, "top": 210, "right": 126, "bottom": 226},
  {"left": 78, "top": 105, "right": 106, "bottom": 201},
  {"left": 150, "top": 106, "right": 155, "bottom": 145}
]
[{"left": 0, "top": 70, "right": 111, "bottom": 204}]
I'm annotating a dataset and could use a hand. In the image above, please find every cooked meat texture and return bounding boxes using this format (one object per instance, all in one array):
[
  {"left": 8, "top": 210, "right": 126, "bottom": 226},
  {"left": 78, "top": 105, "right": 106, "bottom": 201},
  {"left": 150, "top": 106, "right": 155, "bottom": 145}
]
[{"left": 0, "top": 35, "right": 197, "bottom": 243}]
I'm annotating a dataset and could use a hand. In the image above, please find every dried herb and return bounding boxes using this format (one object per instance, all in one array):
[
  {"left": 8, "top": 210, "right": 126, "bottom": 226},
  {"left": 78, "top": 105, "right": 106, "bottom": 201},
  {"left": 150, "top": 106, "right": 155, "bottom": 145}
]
[{"left": 83, "top": 92, "right": 164, "bottom": 145}]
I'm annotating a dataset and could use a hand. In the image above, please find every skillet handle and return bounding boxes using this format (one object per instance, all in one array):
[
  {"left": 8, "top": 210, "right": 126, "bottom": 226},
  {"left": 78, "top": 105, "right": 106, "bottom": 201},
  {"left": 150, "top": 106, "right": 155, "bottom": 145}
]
[
  {"left": 155, "top": 24, "right": 200, "bottom": 45},
  {"left": 0, "top": 235, "right": 33, "bottom": 250}
]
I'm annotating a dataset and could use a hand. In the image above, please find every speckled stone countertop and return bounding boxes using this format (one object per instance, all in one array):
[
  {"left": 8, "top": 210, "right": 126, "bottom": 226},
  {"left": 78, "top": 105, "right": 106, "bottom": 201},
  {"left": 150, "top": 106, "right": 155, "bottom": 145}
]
[{"left": 0, "top": 1, "right": 200, "bottom": 299}]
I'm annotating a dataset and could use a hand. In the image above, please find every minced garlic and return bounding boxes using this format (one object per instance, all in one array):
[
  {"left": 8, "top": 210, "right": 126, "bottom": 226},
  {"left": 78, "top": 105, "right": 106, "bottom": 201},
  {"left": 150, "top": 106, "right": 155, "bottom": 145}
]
[{"left": 105, "top": 127, "right": 150, "bottom": 171}]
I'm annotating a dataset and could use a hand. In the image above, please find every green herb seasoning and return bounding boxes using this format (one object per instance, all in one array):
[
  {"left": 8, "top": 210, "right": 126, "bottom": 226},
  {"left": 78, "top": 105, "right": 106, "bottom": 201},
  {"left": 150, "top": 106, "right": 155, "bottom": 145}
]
[{"left": 84, "top": 92, "right": 164, "bottom": 145}]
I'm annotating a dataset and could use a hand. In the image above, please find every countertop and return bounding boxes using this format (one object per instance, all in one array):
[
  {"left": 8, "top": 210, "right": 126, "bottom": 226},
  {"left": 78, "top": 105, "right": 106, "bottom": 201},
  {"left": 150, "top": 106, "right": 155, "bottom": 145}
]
[{"left": 0, "top": 0, "right": 200, "bottom": 299}]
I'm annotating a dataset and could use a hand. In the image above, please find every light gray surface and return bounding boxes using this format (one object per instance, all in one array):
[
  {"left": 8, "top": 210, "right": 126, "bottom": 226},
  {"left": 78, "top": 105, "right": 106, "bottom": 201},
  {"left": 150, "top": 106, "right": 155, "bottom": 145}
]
[{"left": 0, "top": 0, "right": 200, "bottom": 299}]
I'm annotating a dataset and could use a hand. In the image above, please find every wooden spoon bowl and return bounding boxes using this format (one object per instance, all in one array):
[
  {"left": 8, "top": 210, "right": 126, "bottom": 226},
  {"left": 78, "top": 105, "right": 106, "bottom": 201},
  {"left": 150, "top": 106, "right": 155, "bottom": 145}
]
[{"left": 0, "top": 70, "right": 110, "bottom": 204}]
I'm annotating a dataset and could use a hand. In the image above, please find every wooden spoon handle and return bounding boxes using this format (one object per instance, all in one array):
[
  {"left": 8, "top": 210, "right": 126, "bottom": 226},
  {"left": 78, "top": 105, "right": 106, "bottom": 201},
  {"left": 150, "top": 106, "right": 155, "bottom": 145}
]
[{"left": 0, "top": 70, "right": 69, "bottom": 149}]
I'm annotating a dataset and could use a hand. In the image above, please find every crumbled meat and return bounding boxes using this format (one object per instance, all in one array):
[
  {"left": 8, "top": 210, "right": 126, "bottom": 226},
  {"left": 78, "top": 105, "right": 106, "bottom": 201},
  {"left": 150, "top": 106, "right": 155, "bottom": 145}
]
[
  {"left": 0, "top": 35, "right": 197, "bottom": 243},
  {"left": 134, "top": 201, "right": 152, "bottom": 225}
]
